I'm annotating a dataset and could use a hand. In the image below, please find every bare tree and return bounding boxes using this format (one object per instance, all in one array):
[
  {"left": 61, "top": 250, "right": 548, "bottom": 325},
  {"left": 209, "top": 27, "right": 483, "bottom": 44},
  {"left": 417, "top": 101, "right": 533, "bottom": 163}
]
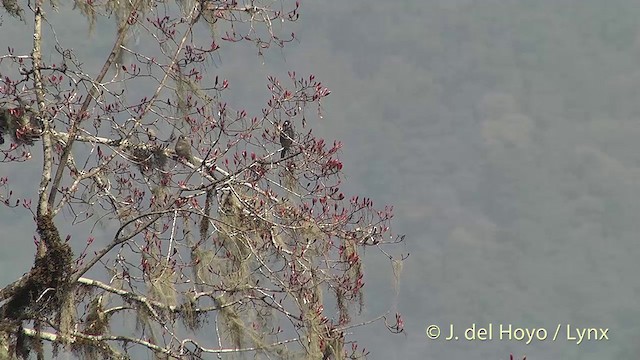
[{"left": 0, "top": 0, "right": 406, "bottom": 359}]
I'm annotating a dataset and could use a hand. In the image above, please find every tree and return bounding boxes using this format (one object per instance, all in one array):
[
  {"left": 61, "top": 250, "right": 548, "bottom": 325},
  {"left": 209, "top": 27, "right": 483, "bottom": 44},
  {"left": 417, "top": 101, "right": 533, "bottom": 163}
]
[{"left": 0, "top": 0, "right": 406, "bottom": 359}]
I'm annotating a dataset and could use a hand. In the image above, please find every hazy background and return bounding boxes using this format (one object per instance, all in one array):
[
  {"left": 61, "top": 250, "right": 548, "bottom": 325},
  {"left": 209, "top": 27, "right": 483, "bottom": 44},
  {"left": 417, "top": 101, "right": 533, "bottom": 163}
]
[{"left": 3, "top": 0, "right": 640, "bottom": 359}]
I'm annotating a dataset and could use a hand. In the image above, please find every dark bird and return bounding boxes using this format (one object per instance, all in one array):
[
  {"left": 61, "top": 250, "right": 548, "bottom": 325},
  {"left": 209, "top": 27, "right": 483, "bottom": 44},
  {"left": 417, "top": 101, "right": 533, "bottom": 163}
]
[
  {"left": 280, "top": 120, "right": 294, "bottom": 159},
  {"left": 175, "top": 135, "right": 193, "bottom": 163}
]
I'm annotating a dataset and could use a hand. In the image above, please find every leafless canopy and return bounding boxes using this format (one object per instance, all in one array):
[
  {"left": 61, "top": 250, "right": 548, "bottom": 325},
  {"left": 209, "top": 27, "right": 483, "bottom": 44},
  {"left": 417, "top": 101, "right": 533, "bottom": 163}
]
[{"left": 0, "top": 0, "right": 406, "bottom": 359}]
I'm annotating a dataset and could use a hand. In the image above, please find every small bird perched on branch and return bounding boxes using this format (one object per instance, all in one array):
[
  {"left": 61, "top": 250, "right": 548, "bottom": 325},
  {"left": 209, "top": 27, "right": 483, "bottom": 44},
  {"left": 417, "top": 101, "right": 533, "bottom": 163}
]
[
  {"left": 0, "top": 106, "right": 42, "bottom": 145},
  {"left": 175, "top": 135, "right": 193, "bottom": 163},
  {"left": 280, "top": 120, "right": 294, "bottom": 159}
]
